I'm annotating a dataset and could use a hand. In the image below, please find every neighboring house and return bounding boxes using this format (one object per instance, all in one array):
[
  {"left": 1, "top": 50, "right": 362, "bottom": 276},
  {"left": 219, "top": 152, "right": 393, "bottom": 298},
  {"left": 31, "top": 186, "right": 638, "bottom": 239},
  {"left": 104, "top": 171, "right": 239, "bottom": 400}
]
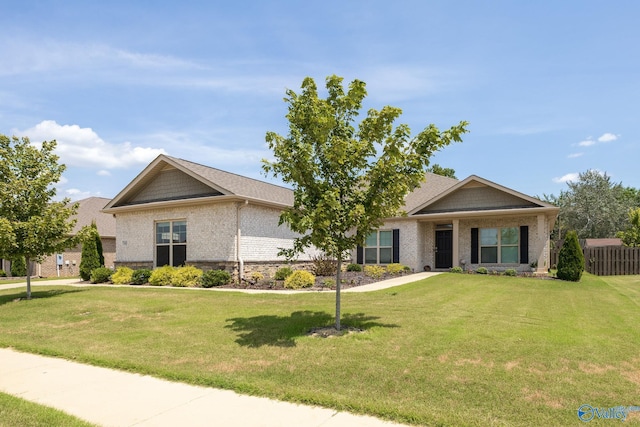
[
  {"left": 37, "top": 197, "right": 116, "bottom": 277},
  {"left": 104, "top": 155, "right": 559, "bottom": 278}
]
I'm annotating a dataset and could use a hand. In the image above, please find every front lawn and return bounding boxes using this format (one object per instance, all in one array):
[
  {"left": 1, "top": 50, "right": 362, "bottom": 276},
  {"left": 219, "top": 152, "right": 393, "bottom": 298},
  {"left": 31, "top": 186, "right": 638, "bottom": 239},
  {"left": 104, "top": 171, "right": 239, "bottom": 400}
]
[
  {"left": 0, "top": 391, "right": 97, "bottom": 427},
  {"left": 0, "top": 274, "right": 638, "bottom": 426}
]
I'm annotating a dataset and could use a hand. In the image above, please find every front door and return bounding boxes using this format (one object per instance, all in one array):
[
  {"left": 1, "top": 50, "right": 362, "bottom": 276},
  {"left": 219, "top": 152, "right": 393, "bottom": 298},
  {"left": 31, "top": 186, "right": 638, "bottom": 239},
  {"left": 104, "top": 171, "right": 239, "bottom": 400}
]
[{"left": 435, "top": 230, "right": 453, "bottom": 269}]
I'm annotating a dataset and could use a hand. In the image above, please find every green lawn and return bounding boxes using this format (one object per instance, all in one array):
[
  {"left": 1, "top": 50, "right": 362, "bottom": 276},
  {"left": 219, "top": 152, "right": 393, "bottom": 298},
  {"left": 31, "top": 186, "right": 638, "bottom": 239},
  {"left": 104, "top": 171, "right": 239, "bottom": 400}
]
[
  {"left": 0, "top": 391, "right": 97, "bottom": 427},
  {"left": 1, "top": 274, "right": 639, "bottom": 426}
]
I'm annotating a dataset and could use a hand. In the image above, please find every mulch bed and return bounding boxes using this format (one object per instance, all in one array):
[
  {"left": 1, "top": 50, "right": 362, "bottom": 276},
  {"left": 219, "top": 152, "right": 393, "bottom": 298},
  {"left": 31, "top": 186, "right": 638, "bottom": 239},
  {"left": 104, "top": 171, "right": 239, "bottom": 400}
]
[{"left": 219, "top": 271, "right": 410, "bottom": 291}]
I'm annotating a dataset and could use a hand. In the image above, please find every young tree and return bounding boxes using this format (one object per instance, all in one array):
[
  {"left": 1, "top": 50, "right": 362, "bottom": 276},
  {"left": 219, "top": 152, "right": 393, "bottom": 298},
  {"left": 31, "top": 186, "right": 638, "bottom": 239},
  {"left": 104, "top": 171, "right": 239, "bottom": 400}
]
[
  {"left": 617, "top": 207, "right": 640, "bottom": 247},
  {"left": 263, "top": 75, "right": 468, "bottom": 330},
  {"left": 556, "top": 230, "right": 585, "bottom": 282},
  {"left": 0, "top": 135, "right": 78, "bottom": 299},
  {"left": 79, "top": 224, "right": 101, "bottom": 281}
]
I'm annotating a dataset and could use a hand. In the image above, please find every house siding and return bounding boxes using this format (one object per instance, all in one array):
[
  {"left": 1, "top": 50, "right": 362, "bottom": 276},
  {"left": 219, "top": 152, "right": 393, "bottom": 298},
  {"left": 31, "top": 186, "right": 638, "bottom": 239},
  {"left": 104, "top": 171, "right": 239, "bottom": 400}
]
[
  {"left": 129, "top": 169, "right": 221, "bottom": 204},
  {"left": 418, "top": 187, "right": 537, "bottom": 214}
]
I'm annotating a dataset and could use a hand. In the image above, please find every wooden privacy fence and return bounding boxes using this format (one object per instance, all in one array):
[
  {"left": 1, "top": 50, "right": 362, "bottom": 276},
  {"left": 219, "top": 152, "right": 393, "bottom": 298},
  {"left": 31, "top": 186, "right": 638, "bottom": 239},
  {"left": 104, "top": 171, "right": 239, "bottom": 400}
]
[{"left": 550, "top": 246, "right": 640, "bottom": 276}]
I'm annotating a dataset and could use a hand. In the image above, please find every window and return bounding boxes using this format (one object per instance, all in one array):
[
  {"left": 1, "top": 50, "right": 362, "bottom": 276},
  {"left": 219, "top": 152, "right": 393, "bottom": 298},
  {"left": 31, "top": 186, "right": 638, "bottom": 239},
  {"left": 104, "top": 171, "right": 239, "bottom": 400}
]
[
  {"left": 156, "top": 220, "right": 187, "bottom": 267},
  {"left": 364, "top": 230, "right": 393, "bottom": 264},
  {"left": 479, "top": 227, "right": 518, "bottom": 264}
]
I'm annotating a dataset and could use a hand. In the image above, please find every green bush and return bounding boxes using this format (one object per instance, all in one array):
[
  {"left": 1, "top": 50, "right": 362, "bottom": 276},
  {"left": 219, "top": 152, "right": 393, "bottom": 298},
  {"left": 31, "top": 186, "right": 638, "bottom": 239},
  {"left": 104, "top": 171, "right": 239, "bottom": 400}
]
[
  {"left": 131, "top": 269, "right": 152, "bottom": 285},
  {"left": 476, "top": 267, "right": 488, "bottom": 275},
  {"left": 111, "top": 267, "right": 134, "bottom": 285},
  {"left": 148, "top": 265, "right": 175, "bottom": 286},
  {"left": 79, "top": 227, "right": 101, "bottom": 281},
  {"left": 11, "top": 257, "right": 27, "bottom": 277},
  {"left": 449, "top": 266, "right": 464, "bottom": 274},
  {"left": 364, "top": 265, "right": 385, "bottom": 279},
  {"left": 284, "top": 270, "right": 315, "bottom": 289},
  {"left": 274, "top": 267, "right": 293, "bottom": 280},
  {"left": 386, "top": 263, "right": 407, "bottom": 274},
  {"left": 172, "top": 265, "right": 203, "bottom": 287},
  {"left": 311, "top": 253, "right": 337, "bottom": 276},
  {"left": 557, "top": 230, "right": 585, "bottom": 282},
  {"left": 200, "top": 269, "right": 231, "bottom": 288},
  {"left": 90, "top": 267, "right": 113, "bottom": 284},
  {"left": 248, "top": 271, "right": 264, "bottom": 284},
  {"left": 346, "top": 263, "right": 362, "bottom": 272},
  {"left": 0, "top": 269, "right": 6, "bottom": 277},
  {"left": 504, "top": 269, "right": 517, "bottom": 277},
  {"left": 322, "top": 278, "right": 336, "bottom": 288}
]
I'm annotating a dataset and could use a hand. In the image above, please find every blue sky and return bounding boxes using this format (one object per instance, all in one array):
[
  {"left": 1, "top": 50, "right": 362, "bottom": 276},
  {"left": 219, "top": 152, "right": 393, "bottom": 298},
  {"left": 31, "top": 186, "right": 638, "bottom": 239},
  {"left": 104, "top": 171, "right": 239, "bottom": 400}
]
[{"left": 1, "top": 1, "right": 638, "bottom": 201}]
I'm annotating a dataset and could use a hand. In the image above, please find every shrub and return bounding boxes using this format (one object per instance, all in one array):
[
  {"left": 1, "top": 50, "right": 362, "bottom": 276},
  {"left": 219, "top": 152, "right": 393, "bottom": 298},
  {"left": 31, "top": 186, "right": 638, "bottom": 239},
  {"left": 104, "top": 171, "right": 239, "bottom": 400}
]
[
  {"left": 131, "top": 269, "right": 152, "bottom": 285},
  {"left": 172, "top": 265, "right": 203, "bottom": 287},
  {"left": 0, "top": 269, "right": 6, "bottom": 277},
  {"left": 476, "top": 267, "right": 488, "bottom": 275},
  {"left": 111, "top": 267, "right": 134, "bottom": 285},
  {"left": 248, "top": 271, "right": 264, "bottom": 284},
  {"left": 504, "top": 269, "right": 517, "bottom": 277},
  {"left": 79, "top": 226, "right": 101, "bottom": 281},
  {"left": 274, "top": 267, "right": 293, "bottom": 280},
  {"left": 200, "top": 269, "right": 231, "bottom": 288},
  {"left": 11, "top": 256, "right": 27, "bottom": 277},
  {"left": 364, "top": 265, "right": 385, "bottom": 279},
  {"left": 284, "top": 270, "right": 315, "bottom": 289},
  {"left": 90, "top": 267, "right": 113, "bottom": 284},
  {"left": 148, "top": 265, "right": 175, "bottom": 286},
  {"left": 449, "top": 266, "right": 464, "bottom": 274},
  {"left": 311, "top": 253, "right": 337, "bottom": 276},
  {"left": 346, "top": 263, "right": 362, "bottom": 272},
  {"left": 557, "top": 230, "right": 585, "bottom": 282},
  {"left": 386, "top": 263, "right": 407, "bottom": 274},
  {"left": 322, "top": 278, "right": 336, "bottom": 288}
]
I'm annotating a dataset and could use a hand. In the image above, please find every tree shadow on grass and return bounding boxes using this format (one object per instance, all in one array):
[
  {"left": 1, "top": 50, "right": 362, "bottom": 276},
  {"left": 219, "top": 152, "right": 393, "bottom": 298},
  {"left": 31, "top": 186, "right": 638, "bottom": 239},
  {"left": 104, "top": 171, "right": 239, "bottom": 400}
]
[
  {"left": 225, "top": 311, "right": 399, "bottom": 348},
  {"left": 0, "top": 289, "right": 86, "bottom": 306}
]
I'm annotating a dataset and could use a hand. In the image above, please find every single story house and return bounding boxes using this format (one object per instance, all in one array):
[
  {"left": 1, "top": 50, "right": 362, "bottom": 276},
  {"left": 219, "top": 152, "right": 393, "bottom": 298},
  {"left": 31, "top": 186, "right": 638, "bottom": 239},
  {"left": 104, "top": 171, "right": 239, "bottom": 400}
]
[
  {"left": 38, "top": 197, "right": 116, "bottom": 277},
  {"left": 103, "top": 155, "right": 559, "bottom": 278},
  {"left": 2, "top": 197, "right": 116, "bottom": 278}
]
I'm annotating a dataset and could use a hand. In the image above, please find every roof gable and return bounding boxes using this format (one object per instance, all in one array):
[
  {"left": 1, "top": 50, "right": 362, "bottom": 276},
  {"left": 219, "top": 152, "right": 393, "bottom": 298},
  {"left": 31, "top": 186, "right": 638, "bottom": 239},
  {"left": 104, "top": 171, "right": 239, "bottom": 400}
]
[
  {"left": 408, "top": 175, "right": 554, "bottom": 215},
  {"left": 104, "top": 155, "right": 293, "bottom": 210}
]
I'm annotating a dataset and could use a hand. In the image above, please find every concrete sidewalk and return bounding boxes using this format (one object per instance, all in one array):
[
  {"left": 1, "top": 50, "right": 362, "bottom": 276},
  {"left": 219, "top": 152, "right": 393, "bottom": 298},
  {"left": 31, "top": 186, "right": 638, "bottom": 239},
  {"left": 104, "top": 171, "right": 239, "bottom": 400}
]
[{"left": 0, "top": 348, "right": 408, "bottom": 427}]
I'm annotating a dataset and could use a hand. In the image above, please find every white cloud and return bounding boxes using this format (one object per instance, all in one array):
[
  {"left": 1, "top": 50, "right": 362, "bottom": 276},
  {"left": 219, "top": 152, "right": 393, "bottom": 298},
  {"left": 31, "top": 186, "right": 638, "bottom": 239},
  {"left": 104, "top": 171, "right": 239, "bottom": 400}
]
[
  {"left": 15, "top": 120, "right": 166, "bottom": 169},
  {"left": 567, "top": 152, "right": 584, "bottom": 158},
  {"left": 553, "top": 173, "right": 579, "bottom": 184},
  {"left": 97, "top": 170, "right": 111, "bottom": 176},
  {"left": 576, "top": 133, "right": 619, "bottom": 147},
  {"left": 598, "top": 132, "right": 618, "bottom": 143}
]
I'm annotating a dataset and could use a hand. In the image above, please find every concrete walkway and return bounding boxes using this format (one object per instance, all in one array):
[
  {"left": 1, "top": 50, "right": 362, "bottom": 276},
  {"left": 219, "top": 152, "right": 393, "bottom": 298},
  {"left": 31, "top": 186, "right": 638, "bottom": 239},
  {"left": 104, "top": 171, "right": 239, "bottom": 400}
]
[{"left": 0, "top": 272, "right": 440, "bottom": 426}]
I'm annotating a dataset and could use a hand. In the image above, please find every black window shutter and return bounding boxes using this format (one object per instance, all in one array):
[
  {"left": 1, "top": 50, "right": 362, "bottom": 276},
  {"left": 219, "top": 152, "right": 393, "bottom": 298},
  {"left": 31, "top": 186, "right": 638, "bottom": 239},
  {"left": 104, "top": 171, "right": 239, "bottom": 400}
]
[
  {"left": 356, "top": 246, "right": 363, "bottom": 264},
  {"left": 471, "top": 228, "right": 479, "bottom": 264},
  {"left": 392, "top": 229, "right": 400, "bottom": 263},
  {"left": 520, "top": 226, "right": 529, "bottom": 264}
]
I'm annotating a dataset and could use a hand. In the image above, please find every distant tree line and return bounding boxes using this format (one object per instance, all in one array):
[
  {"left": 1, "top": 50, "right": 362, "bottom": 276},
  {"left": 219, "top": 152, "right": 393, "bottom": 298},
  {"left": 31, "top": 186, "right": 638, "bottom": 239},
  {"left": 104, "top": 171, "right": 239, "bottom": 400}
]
[{"left": 543, "top": 170, "right": 640, "bottom": 246}]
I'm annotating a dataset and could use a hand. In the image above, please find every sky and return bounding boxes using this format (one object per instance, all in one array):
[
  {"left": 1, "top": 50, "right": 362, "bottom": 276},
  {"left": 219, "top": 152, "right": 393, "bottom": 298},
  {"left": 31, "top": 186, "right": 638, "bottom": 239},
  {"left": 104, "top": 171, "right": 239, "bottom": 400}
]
[{"left": 1, "top": 1, "right": 638, "bottom": 201}]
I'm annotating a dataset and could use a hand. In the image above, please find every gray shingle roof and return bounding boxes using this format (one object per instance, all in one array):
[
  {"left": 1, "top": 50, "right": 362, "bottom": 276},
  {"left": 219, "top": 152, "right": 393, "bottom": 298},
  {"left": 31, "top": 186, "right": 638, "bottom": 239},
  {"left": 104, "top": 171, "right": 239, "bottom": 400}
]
[
  {"left": 70, "top": 197, "right": 116, "bottom": 237},
  {"left": 168, "top": 156, "right": 294, "bottom": 206}
]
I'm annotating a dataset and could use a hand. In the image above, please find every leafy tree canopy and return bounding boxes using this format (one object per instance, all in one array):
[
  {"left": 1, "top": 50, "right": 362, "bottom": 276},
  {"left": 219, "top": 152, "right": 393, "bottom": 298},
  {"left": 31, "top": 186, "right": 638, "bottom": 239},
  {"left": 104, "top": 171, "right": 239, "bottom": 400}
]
[
  {"left": 617, "top": 207, "right": 640, "bottom": 247},
  {"left": 0, "top": 135, "right": 78, "bottom": 298},
  {"left": 546, "top": 170, "right": 636, "bottom": 239},
  {"left": 263, "top": 75, "right": 468, "bottom": 329},
  {"left": 426, "top": 163, "right": 457, "bottom": 179}
]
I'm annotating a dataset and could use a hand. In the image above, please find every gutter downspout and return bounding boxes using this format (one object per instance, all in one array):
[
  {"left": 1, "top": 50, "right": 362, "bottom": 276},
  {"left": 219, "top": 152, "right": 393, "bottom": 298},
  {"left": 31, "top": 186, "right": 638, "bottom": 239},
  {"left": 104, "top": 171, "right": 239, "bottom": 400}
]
[{"left": 236, "top": 200, "right": 249, "bottom": 283}]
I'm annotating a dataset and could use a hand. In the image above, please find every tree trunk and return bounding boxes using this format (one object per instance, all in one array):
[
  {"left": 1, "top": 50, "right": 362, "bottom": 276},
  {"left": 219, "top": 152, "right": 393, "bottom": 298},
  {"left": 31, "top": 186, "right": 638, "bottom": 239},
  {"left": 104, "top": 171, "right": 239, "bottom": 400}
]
[
  {"left": 335, "top": 258, "right": 342, "bottom": 331},
  {"left": 26, "top": 257, "right": 32, "bottom": 300}
]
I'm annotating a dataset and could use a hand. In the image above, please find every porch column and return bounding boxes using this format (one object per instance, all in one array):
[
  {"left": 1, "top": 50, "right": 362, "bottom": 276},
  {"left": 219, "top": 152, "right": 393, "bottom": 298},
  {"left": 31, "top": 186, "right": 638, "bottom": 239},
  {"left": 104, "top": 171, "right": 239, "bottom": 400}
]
[
  {"left": 536, "top": 214, "right": 546, "bottom": 274},
  {"left": 452, "top": 219, "right": 459, "bottom": 268}
]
